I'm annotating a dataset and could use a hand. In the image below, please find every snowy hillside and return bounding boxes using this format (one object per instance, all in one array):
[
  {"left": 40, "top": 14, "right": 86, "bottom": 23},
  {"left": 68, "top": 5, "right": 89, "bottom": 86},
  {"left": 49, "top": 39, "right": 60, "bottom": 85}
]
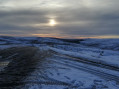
[
  {"left": 0, "top": 36, "right": 119, "bottom": 89},
  {"left": 80, "top": 39, "right": 119, "bottom": 51}
]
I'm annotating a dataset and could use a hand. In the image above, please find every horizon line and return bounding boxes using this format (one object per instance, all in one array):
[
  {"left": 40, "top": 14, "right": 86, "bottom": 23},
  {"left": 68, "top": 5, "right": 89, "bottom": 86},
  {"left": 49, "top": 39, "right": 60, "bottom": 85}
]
[{"left": 0, "top": 34, "right": 119, "bottom": 39}]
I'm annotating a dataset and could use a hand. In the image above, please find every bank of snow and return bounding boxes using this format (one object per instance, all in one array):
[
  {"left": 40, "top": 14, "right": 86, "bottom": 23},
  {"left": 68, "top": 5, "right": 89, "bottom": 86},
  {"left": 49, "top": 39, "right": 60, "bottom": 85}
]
[{"left": 49, "top": 46, "right": 119, "bottom": 68}]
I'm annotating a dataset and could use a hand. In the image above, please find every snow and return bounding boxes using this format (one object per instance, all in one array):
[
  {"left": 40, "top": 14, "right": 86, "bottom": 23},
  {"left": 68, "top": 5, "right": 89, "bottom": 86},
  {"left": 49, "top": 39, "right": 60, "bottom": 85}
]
[
  {"left": 49, "top": 46, "right": 119, "bottom": 68},
  {"left": 24, "top": 55, "right": 119, "bottom": 89},
  {"left": 80, "top": 39, "right": 119, "bottom": 51},
  {"left": 0, "top": 36, "right": 119, "bottom": 89}
]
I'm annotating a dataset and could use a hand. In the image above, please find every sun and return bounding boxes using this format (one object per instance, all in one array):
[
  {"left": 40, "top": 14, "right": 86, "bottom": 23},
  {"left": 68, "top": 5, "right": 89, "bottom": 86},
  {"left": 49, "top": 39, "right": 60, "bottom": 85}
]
[{"left": 49, "top": 19, "right": 56, "bottom": 26}]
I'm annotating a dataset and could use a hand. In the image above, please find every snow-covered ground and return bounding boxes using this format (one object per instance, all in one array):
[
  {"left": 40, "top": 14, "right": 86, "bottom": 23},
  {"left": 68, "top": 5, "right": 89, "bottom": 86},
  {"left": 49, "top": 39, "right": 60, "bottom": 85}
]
[
  {"left": 25, "top": 56, "right": 119, "bottom": 89},
  {"left": 49, "top": 45, "right": 119, "bottom": 68},
  {"left": 0, "top": 36, "right": 119, "bottom": 89},
  {"left": 80, "top": 39, "right": 119, "bottom": 51}
]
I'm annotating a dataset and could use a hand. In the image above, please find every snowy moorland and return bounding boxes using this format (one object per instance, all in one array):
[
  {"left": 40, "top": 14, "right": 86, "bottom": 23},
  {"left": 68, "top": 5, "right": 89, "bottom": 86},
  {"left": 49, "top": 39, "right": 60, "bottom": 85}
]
[{"left": 0, "top": 36, "right": 119, "bottom": 89}]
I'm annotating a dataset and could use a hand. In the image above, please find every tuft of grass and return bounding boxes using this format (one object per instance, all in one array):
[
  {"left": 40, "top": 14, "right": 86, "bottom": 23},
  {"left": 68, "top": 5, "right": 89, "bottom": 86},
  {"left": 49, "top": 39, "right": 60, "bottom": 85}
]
[{"left": 0, "top": 46, "right": 51, "bottom": 89}]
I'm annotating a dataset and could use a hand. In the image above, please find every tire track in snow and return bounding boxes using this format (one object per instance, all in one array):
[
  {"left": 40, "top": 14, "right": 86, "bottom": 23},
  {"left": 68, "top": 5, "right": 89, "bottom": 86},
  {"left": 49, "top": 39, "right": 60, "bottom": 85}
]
[
  {"left": 51, "top": 55, "right": 119, "bottom": 83},
  {"left": 52, "top": 50, "right": 119, "bottom": 71}
]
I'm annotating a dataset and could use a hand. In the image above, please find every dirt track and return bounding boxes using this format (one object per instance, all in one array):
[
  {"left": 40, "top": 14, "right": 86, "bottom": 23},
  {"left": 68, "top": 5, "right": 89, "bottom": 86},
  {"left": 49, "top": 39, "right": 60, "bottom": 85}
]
[{"left": 0, "top": 47, "right": 50, "bottom": 89}]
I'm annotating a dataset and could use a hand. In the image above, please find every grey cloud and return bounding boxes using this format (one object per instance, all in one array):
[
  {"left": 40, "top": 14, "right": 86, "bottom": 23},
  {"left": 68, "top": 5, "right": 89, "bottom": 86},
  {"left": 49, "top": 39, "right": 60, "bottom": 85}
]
[{"left": 0, "top": 0, "right": 119, "bottom": 37}]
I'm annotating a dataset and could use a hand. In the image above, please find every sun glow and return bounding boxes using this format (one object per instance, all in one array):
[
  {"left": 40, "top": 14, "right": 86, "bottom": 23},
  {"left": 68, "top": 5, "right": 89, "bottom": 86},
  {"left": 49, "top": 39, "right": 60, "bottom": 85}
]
[{"left": 49, "top": 19, "right": 56, "bottom": 26}]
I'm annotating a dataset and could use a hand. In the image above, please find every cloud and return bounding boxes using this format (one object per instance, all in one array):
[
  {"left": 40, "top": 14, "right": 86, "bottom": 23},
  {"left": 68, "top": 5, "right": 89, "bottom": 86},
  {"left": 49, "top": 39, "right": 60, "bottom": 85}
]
[{"left": 0, "top": 0, "right": 119, "bottom": 38}]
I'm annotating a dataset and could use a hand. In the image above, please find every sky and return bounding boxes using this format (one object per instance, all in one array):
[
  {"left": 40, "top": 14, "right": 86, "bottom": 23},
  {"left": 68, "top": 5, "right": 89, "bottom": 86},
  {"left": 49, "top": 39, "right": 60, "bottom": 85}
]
[{"left": 0, "top": 0, "right": 119, "bottom": 38}]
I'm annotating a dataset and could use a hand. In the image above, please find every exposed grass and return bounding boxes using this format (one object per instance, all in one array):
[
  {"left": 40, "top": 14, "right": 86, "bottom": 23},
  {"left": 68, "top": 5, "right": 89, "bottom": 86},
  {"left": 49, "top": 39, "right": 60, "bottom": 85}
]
[{"left": 0, "top": 46, "right": 51, "bottom": 89}]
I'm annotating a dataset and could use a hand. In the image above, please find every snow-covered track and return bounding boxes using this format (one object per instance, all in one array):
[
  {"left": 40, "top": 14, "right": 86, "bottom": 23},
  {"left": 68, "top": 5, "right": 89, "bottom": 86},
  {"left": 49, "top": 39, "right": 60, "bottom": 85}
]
[
  {"left": 54, "top": 52, "right": 119, "bottom": 72},
  {"left": 51, "top": 55, "right": 119, "bottom": 83}
]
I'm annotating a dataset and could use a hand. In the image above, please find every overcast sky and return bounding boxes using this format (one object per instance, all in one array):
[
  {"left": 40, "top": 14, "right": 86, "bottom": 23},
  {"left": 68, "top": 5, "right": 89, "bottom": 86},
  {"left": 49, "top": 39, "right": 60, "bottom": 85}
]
[{"left": 0, "top": 0, "right": 119, "bottom": 38}]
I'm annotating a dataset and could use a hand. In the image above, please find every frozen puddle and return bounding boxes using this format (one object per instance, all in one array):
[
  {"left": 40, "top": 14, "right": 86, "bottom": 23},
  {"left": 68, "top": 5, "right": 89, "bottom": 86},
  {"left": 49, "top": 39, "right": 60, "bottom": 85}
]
[{"left": 0, "top": 61, "right": 9, "bottom": 71}]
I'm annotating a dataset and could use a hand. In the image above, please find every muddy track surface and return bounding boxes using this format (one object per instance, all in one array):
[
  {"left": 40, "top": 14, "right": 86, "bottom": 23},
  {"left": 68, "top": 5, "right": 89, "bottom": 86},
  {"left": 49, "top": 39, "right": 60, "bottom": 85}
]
[{"left": 0, "top": 47, "right": 53, "bottom": 89}]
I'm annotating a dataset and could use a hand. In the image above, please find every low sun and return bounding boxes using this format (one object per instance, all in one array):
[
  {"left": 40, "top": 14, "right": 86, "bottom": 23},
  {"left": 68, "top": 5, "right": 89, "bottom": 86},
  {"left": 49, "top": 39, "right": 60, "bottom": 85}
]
[{"left": 49, "top": 19, "right": 56, "bottom": 26}]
